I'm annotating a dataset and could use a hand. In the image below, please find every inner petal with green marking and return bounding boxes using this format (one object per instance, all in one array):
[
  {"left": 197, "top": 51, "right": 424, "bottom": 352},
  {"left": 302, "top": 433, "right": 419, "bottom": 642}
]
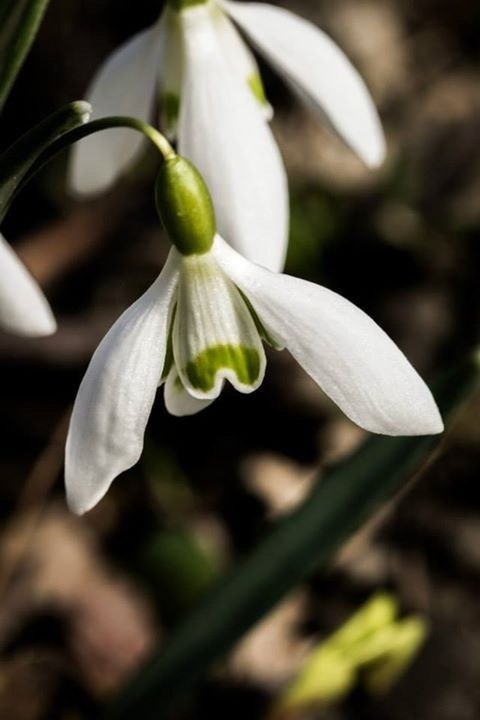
[
  {"left": 185, "top": 344, "right": 261, "bottom": 392},
  {"left": 172, "top": 252, "right": 266, "bottom": 400}
]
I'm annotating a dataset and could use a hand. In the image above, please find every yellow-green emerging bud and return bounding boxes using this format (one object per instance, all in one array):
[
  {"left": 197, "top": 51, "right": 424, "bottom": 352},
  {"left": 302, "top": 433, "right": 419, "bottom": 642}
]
[{"left": 155, "top": 156, "right": 216, "bottom": 256}]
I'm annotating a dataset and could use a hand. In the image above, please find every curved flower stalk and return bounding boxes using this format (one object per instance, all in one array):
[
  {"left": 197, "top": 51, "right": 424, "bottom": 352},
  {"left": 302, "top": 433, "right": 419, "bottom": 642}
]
[
  {"left": 0, "top": 233, "right": 56, "bottom": 336},
  {"left": 70, "top": 0, "right": 386, "bottom": 272},
  {"left": 0, "top": 102, "right": 93, "bottom": 338},
  {"left": 66, "top": 153, "right": 442, "bottom": 515}
]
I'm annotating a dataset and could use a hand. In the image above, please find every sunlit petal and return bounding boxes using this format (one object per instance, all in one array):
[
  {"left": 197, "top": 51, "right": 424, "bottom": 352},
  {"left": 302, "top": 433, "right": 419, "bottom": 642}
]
[
  {"left": 214, "top": 236, "right": 443, "bottom": 436},
  {"left": 214, "top": 9, "right": 272, "bottom": 119},
  {"left": 65, "top": 251, "right": 179, "bottom": 514},
  {"left": 223, "top": 0, "right": 386, "bottom": 167},
  {"left": 178, "top": 4, "right": 288, "bottom": 271}
]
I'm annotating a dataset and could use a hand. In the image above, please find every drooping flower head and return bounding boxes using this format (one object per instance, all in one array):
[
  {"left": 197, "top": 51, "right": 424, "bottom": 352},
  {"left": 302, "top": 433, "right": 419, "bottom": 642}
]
[
  {"left": 66, "top": 152, "right": 442, "bottom": 515},
  {"left": 70, "top": 0, "right": 386, "bottom": 272}
]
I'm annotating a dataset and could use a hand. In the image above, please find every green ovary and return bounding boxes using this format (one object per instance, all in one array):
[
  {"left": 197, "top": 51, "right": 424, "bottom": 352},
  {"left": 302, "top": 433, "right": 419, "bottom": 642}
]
[{"left": 185, "top": 344, "right": 261, "bottom": 392}]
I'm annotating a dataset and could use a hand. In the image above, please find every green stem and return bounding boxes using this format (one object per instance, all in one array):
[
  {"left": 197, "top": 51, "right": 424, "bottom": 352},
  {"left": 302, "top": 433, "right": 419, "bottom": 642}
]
[
  {"left": 20, "top": 116, "right": 176, "bottom": 193},
  {"left": 0, "top": 100, "right": 90, "bottom": 224},
  {"left": 64, "top": 116, "right": 175, "bottom": 161}
]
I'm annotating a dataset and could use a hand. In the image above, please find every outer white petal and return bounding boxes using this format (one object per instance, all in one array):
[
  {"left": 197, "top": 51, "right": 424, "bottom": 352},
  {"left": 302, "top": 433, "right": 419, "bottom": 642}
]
[
  {"left": 158, "top": 7, "right": 184, "bottom": 138},
  {"left": 0, "top": 233, "right": 56, "bottom": 337},
  {"left": 214, "top": 9, "right": 272, "bottom": 120},
  {"left": 173, "top": 251, "right": 266, "bottom": 400},
  {"left": 213, "top": 236, "right": 443, "bottom": 436},
  {"left": 178, "top": 4, "right": 288, "bottom": 272},
  {"left": 164, "top": 369, "right": 215, "bottom": 416},
  {"left": 69, "top": 21, "right": 163, "bottom": 195},
  {"left": 65, "top": 251, "right": 179, "bottom": 515},
  {"left": 223, "top": 1, "right": 386, "bottom": 168}
]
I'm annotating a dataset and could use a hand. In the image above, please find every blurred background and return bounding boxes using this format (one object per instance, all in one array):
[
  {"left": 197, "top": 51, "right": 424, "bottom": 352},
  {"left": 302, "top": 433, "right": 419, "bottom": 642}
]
[{"left": 1, "top": 0, "right": 480, "bottom": 718}]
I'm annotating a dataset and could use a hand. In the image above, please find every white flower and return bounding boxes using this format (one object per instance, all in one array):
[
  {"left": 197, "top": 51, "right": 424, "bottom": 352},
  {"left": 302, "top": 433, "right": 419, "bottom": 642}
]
[
  {"left": 65, "top": 156, "right": 441, "bottom": 516},
  {"left": 0, "top": 232, "right": 56, "bottom": 336},
  {"left": 70, "top": 0, "right": 386, "bottom": 272}
]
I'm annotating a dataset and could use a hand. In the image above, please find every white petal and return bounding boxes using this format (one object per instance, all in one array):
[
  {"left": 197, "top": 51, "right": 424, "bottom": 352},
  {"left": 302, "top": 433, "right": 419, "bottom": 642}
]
[
  {"left": 0, "top": 233, "right": 56, "bottom": 337},
  {"left": 69, "top": 21, "right": 163, "bottom": 195},
  {"left": 223, "top": 1, "right": 386, "bottom": 168},
  {"left": 158, "top": 8, "right": 184, "bottom": 138},
  {"left": 213, "top": 236, "right": 443, "bottom": 436},
  {"left": 65, "top": 251, "right": 179, "bottom": 515},
  {"left": 214, "top": 9, "right": 272, "bottom": 120},
  {"left": 173, "top": 251, "right": 266, "bottom": 400},
  {"left": 178, "top": 4, "right": 288, "bottom": 272},
  {"left": 164, "top": 368, "right": 215, "bottom": 416}
]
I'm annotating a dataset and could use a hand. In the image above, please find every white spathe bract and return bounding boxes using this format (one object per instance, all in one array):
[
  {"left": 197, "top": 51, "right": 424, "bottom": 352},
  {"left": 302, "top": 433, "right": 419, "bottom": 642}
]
[
  {"left": 70, "top": 0, "right": 386, "bottom": 271},
  {"left": 0, "top": 233, "right": 56, "bottom": 337},
  {"left": 66, "top": 235, "right": 443, "bottom": 515}
]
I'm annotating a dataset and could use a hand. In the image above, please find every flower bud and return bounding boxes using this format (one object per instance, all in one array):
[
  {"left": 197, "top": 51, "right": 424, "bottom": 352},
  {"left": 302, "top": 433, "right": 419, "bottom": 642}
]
[{"left": 155, "top": 156, "right": 216, "bottom": 256}]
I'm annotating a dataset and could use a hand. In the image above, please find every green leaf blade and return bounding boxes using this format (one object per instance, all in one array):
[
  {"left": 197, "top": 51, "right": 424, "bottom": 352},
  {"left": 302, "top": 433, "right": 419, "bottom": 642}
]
[
  {"left": 0, "top": 100, "right": 91, "bottom": 224},
  {"left": 106, "top": 352, "right": 480, "bottom": 720},
  {"left": 0, "top": 0, "right": 51, "bottom": 110}
]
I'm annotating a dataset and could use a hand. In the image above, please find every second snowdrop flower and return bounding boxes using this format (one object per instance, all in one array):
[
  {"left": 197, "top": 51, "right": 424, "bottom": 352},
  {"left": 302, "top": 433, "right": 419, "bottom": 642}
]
[
  {"left": 0, "top": 233, "right": 56, "bottom": 337},
  {"left": 66, "top": 153, "right": 442, "bottom": 516},
  {"left": 70, "top": 0, "right": 386, "bottom": 272}
]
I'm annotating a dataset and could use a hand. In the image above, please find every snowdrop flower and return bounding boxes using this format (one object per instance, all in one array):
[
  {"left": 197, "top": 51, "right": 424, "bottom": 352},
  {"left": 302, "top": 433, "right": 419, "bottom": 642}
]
[
  {"left": 66, "top": 154, "right": 442, "bottom": 515},
  {"left": 0, "top": 233, "right": 56, "bottom": 336},
  {"left": 70, "top": 0, "right": 386, "bottom": 272}
]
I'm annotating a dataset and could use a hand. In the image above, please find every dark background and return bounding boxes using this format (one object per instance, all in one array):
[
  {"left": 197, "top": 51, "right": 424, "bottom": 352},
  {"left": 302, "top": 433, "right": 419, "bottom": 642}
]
[{"left": 1, "top": 1, "right": 480, "bottom": 718}]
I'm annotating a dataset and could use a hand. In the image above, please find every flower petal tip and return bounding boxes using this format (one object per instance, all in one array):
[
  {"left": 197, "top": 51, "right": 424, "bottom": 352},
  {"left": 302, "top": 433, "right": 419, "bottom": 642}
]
[
  {"left": 365, "top": 403, "right": 444, "bottom": 438},
  {"left": 361, "top": 130, "right": 387, "bottom": 170},
  {"left": 4, "top": 303, "right": 58, "bottom": 338},
  {"left": 65, "top": 493, "right": 88, "bottom": 517},
  {"left": 419, "top": 409, "right": 444, "bottom": 436},
  {"left": 402, "top": 390, "right": 444, "bottom": 437},
  {"left": 20, "top": 314, "right": 57, "bottom": 338},
  {"left": 34, "top": 305, "right": 58, "bottom": 336},
  {"left": 65, "top": 482, "right": 88, "bottom": 516},
  {"left": 65, "top": 466, "right": 117, "bottom": 516}
]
